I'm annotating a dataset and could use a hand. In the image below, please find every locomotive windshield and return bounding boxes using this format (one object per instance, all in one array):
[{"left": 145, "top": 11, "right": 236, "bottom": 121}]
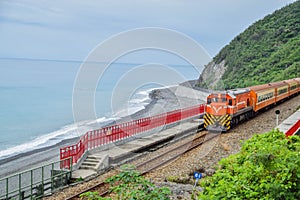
[{"left": 207, "top": 95, "right": 227, "bottom": 104}]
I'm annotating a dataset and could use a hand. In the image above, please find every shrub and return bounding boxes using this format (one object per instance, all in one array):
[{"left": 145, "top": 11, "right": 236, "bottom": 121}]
[
  {"left": 106, "top": 164, "right": 171, "bottom": 200},
  {"left": 199, "top": 129, "right": 300, "bottom": 199}
]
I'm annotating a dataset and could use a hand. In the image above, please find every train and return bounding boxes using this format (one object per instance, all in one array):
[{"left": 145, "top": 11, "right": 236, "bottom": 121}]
[{"left": 204, "top": 78, "right": 300, "bottom": 132}]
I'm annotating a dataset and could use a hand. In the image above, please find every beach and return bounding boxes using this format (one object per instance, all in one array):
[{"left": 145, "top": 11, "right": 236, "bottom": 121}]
[{"left": 0, "top": 84, "right": 208, "bottom": 179}]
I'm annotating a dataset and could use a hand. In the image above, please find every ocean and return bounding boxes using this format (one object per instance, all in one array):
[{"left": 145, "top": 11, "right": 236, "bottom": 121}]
[{"left": 0, "top": 59, "right": 200, "bottom": 161}]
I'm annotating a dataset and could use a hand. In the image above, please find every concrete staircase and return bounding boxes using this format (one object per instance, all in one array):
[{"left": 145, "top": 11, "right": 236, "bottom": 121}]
[
  {"left": 72, "top": 154, "right": 109, "bottom": 180},
  {"left": 79, "top": 155, "right": 102, "bottom": 171}
]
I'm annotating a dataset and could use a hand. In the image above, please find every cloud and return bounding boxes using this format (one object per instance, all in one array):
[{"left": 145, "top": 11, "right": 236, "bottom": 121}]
[
  {"left": 0, "top": 0, "right": 58, "bottom": 26},
  {"left": 0, "top": 0, "right": 297, "bottom": 60},
  {"left": 0, "top": 16, "right": 46, "bottom": 27}
]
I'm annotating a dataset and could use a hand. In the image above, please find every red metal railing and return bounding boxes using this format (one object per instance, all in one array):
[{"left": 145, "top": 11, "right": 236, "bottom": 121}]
[
  {"left": 285, "top": 119, "right": 300, "bottom": 137},
  {"left": 60, "top": 104, "right": 205, "bottom": 168}
]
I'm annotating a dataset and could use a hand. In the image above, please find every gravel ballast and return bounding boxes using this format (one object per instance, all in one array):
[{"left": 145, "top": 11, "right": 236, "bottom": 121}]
[{"left": 44, "top": 95, "right": 300, "bottom": 199}]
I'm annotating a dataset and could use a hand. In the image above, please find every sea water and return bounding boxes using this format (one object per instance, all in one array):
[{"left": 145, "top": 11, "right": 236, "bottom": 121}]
[{"left": 0, "top": 58, "right": 200, "bottom": 160}]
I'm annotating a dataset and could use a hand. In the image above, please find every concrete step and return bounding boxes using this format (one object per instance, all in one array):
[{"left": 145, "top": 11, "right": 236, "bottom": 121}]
[
  {"left": 79, "top": 165, "right": 97, "bottom": 170},
  {"left": 81, "top": 161, "right": 98, "bottom": 167},
  {"left": 77, "top": 154, "right": 107, "bottom": 171},
  {"left": 85, "top": 159, "right": 99, "bottom": 163},
  {"left": 88, "top": 155, "right": 102, "bottom": 160},
  {"left": 72, "top": 169, "right": 96, "bottom": 180}
]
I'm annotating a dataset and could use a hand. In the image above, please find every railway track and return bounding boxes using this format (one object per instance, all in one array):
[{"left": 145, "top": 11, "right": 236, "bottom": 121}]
[
  {"left": 136, "top": 131, "right": 208, "bottom": 173},
  {"left": 65, "top": 130, "right": 214, "bottom": 199},
  {"left": 45, "top": 95, "right": 300, "bottom": 200}
]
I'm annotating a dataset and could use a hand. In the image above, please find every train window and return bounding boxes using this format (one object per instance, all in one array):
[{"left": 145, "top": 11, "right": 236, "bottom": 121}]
[
  {"left": 278, "top": 88, "right": 288, "bottom": 95},
  {"left": 222, "top": 98, "right": 226, "bottom": 102},
  {"left": 213, "top": 98, "right": 219, "bottom": 102},
  {"left": 229, "top": 99, "right": 232, "bottom": 106},
  {"left": 291, "top": 85, "right": 297, "bottom": 90},
  {"left": 207, "top": 98, "right": 211, "bottom": 104}
]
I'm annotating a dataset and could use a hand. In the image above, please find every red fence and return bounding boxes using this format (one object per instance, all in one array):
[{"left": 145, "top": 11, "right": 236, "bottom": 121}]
[
  {"left": 285, "top": 119, "right": 300, "bottom": 137},
  {"left": 60, "top": 104, "right": 205, "bottom": 168}
]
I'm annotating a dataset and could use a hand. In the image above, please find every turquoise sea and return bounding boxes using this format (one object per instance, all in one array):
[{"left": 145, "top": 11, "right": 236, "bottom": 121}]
[{"left": 0, "top": 58, "right": 200, "bottom": 160}]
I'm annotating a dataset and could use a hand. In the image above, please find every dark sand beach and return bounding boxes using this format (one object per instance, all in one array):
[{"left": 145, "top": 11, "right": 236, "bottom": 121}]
[{"left": 0, "top": 85, "right": 208, "bottom": 179}]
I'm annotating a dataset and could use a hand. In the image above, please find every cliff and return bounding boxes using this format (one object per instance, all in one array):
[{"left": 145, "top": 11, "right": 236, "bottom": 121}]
[{"left": 197, "top": 0, "right": 300, "bottom": 89}]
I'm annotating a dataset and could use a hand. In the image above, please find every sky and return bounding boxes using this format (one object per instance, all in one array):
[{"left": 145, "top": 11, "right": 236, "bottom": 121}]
[{"left": 0, "top": 0, "right": 297, "bottom": 64}]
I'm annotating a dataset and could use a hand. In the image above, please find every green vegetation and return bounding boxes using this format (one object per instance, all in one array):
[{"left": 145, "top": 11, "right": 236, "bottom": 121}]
[
  {"left": 76, "top": 176, "right": 84, "bottom": 182},
  {"left": 80, "top": 191, "right": 107, "bottom": 200},
  {"left": 199, "top": 129, "right": 300, "bottom": 199},
  {"left": 202, "top": 0, "right": 300, "bottom": 89},
  {"left": 80, "top": 130, "right": 300, "bottom": 200},
  {"left": 80, "top": 164, "right": 171, "bottom": 200},
  {"left": 166, "top": 175, "right": 191, "bottom": 184}
]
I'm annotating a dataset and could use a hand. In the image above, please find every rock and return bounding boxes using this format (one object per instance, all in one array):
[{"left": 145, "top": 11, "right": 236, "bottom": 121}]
[
  {"left": 156, "top": 181, "right": 203, "bottom": 199},
  {"left": 221, "top": 143, "right": 230, "bottom": 151},
  {"left": 205, "top": 168, "right": 215, "bottom": 176},
  {"left": 195, "top": 165, "right": 205, "bottom": 173},
  {"left": 197, "top": 60, "right": 227, "bottom": 89}
]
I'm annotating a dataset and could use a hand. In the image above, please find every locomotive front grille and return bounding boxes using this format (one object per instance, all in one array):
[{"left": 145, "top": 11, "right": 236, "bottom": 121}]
[{"left": 204, "top": 113, "right": 231, "bottom": 131}]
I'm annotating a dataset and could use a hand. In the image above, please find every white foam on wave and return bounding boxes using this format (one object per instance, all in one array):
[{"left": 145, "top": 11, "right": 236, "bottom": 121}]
[
  {"left": 113, "top": 88, "right": 153, "bottom": 118},
  {"left": 150, "top": 84, "right": 178, "bottom": 90},
  {"left": 0, "top": 85, "right": 178, "bottom": 161},
  {"left": 0, "top": 116, "right": 117, "bottom": 160},
  {"left": 129, "top": 90, "right": 151, "bottom": 105},
  {"left": 112, "top": 85, "right": 178, "bottom": 118},
  {"left": 85, "top": 117, "right": 119, "bottom": 126}
]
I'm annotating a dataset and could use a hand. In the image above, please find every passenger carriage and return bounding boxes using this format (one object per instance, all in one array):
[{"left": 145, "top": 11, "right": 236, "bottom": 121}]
[{"left": 204, "top": 77, "right": 300, "bottom": 132}]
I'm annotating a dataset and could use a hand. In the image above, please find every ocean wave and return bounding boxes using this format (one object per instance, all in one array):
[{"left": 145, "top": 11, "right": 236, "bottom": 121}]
[
  {"left": 0, "top": 85, "right": 177, "bottom": 161},
  {"left": 113, "top": 88, "right": 153, "bottom": 117},
  {"left": 0, "top": 116, "right": 117, "bottom": 160}
]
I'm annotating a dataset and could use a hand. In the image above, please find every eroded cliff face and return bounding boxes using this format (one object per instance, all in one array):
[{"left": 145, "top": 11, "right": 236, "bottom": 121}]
[{"left": 197, "top": 60, "right": 227, "bottom": 89}]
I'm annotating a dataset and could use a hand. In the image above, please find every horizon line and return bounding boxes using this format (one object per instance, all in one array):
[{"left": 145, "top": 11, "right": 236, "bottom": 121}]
[{"left": 0, "top": 56, "right": 199, "bottom": 67}]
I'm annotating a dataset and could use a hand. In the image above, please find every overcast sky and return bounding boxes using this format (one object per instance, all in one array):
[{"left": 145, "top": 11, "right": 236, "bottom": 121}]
[{"left": 0, "top": 0, "right": 297, "bottom": 63}]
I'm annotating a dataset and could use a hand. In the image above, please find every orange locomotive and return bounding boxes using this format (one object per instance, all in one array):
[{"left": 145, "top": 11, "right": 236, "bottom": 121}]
[{"left": 204, "top": 78, "right": 300, "bottom": 132}]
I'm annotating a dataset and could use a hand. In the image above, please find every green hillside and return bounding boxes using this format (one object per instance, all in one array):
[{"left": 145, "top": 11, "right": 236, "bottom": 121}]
[{"left": 206, "top": 0, "right": 300, "bottom": 89}]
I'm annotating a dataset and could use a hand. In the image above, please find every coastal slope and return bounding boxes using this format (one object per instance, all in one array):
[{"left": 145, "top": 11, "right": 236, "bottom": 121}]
[{"left": 198, "top": 0, "right": 300, "bottom": 89}]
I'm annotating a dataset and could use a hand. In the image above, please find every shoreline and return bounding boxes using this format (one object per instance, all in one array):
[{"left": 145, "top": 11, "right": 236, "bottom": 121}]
[
  {"left": 0, "top": 85, "right": 208, "bottom": 178},
  {"left": 0, "top": 97, "right": 159, "bottom": 178}
]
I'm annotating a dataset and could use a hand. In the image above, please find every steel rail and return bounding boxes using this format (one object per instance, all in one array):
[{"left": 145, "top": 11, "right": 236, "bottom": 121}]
[
  {"left": 136, "top": 131, "right": 208, "bottom": 173},
  {"left": 65, "top": 130, "right": 215, "bottom": 200}
]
